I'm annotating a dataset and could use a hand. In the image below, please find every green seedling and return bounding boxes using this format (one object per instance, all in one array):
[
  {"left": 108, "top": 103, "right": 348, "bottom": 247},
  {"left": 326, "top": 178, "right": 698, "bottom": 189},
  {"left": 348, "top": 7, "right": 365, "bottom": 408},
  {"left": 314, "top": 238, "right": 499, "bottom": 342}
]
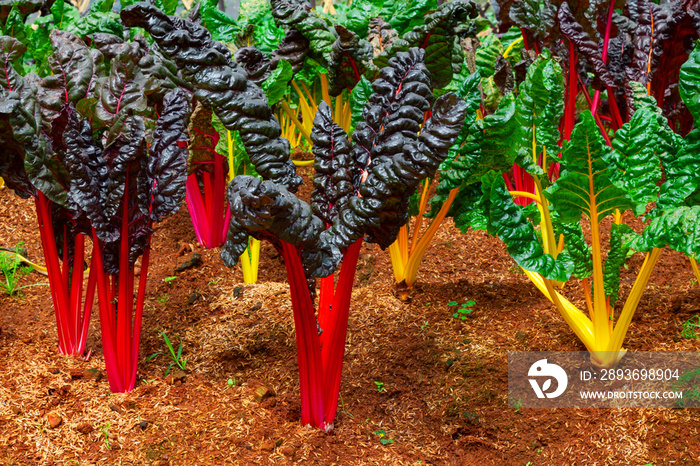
[
  {"left": 146, "top": 330, "right": 188, "bottom": 375},
  {"left": 449, "top": 300, "right": 476, "bottom": 320},
  {"left": 100, "top": 423, "right": 112, "bottom": 449},
  {"left": 681, "top": 315, "right": 700, "bottom": 339},
  {"left": 0, "top": 244, "right": 39, "bottom": 296},
  {"left": 374, "top": 381, "right": 385, "bottom": 392},
  {"left": 227, "top": 377, "right": 237, "bottom": 387},
  {"left": 156, "top": 294, "right": 168, "bottom": 305},
  {"left": 373, "top": 430, "right": 394, "bottom": 445},
  {"left": 163, "top": 276, "right": 177, "bottom": 284},
  {"left": 420, "top": 321, "right": 428, "bottom": 330}
]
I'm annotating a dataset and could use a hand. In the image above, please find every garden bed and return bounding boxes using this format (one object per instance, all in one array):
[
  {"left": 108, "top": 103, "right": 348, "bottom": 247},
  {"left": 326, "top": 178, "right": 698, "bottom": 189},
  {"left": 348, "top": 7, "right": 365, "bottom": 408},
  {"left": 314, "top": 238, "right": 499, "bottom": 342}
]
[{"left": 1, "top": 178, "right": 699, "bottom": 465}]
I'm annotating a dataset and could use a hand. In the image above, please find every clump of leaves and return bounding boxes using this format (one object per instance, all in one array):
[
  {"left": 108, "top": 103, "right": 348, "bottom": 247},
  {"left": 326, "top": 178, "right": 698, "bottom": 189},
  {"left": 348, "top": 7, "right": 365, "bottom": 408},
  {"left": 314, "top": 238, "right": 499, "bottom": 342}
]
[
  {"left": 681, "top": 315, "right": 700, "bottom": 340},
  {"left": 373, "top": 429, "right": 394, "bottom": 445},
  {"left": 0, "top": 245, "right": 35, "bottom": 296},
  {"left": 449, "top": 299, "right": 476, "bottom": 320}
]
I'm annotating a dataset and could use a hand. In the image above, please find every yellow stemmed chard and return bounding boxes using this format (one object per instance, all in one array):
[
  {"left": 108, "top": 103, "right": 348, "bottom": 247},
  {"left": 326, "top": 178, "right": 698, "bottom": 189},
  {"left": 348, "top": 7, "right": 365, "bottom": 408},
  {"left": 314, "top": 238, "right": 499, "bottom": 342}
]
[{"left": 443, "top": 52, "right": 673, "bottom": 368}]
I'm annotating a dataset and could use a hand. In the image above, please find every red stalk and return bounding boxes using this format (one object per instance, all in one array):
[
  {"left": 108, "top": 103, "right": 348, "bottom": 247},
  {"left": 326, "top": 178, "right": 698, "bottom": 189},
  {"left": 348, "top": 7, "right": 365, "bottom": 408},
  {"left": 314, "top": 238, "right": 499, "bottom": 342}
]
[
  {"left": 281, "top": 241, "right": 325, "bottom": 429},
  {"left": 564, "top": 40, "right": 577, "bottom": 141},
  {"left": 93, "top": 180, "right": 153, "bottom": 393},
  {"left": 185, "top": 153, "right": 230, "bottom": 248},
  {"left": 35, "top": 193, "right": 95, "bottom": 356},
  {"left": 320, "top": 239, "right": 362, "bottom": 425}
]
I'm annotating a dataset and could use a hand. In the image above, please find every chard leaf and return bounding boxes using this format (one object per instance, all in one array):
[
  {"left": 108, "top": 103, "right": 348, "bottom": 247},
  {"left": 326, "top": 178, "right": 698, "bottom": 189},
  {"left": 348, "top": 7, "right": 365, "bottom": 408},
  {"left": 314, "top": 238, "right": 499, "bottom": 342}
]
[
  {"left": 374, "top": 0, "right": 479, "bottom": 89},
  {"left": 557, "top": 2, "right": 615, "bottom": 89},
  {"left": 139, "top": 88, "right": 190, "bottom": 223},
  {"left": 484, "top": 172, "right": 572, "bottom": 281},
  {"left": 270, "top": 29, "right": 309, "bottom": 74},
  {"left": 270, "top": 0, "right": 336, "bottom": 66},
  {"left": 656, "top": 128, "right": 700, "bottom": 213},
  {"left": 328, "top": 24, "right": 375, "bottom": 96},
  {"left": 310, "top": 101, "right": 354, "bottom": 225},
  {"left": 508, "top": 0, "right": 556, "bottom": 42},
  {"left": 121, "top": 2, "right": 302, "bottom": 192},
  {"left": 201, "top": 0, "right": 241, "bottom": 42},
  {"left": 603, "top": 222, "right": 633, "bottom": 304},
  {"left": 609, "top": 107, "right": 661, "bottom": 215},
  {"left": 379, "top": 0, "right": 437, "bottom": 36},
  {"left": 635, "top": 206, "right": 700, "bottom": 258},
  {"left": 679, "top": 40, "right": 700, "bottom": 124},
  {"left": 40, "top": 30, "right": 104, "bottom": 116},
  {"left": 348, "top": 75, "right": 372, "bottom": 134},
  {"left": 514, "top": 50, "right": 564, "bottom": 170},
  {"left": 558, "top": 221, "right": 591, "bottom": 280},
  {"left": 95, "top": 50, "right": 157, "bottom": 130},
  {"left": 261, "top": 58, "right": 292, "bottom": 106},
  {"left": 236, "top": 46, "right": 271, "bottom": 85},
  {"left": 154, "top": 0, "right": 178, "bottom": 16},
  {"left": 222, "top": 176, "right": 341, "bottom": 277},
  {"left": 366, "top": 17, "right": 398, "bottom": 56},
  {"left": 549, "top": 111, "right": 634, "bottom": 223}
]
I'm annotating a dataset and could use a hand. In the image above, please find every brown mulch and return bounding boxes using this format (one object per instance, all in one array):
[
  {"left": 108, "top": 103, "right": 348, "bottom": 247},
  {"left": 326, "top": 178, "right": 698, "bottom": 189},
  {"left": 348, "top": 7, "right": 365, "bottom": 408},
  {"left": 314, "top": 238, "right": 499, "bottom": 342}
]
[{"left": 1, "top": 183, "right": 700, "bottom": 466}]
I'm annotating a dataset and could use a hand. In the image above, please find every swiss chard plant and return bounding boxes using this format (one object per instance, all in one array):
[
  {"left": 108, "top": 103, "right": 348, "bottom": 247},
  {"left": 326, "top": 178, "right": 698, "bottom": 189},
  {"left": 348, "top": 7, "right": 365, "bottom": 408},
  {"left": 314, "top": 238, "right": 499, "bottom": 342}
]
[
  {"left": 0, "top": 24, "right": 192, "bottom": 390},
  {"left": 434, "top": 48, "right": 696, "bottom": 368},
  {"left": 121, "top": 2, "right": 466, "bottom": 430}
]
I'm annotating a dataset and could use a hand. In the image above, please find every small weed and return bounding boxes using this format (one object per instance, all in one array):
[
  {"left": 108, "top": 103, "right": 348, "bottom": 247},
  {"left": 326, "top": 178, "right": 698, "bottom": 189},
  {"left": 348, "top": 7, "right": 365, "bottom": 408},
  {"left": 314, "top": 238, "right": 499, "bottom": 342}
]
[
  {"left": 227, "top": 377, "right": 237, "bottom": 387},
  {"left": 373, "top": 430, "right": 394, "bottom": 445},
  {"left": 141, "top": 379, "right": 155, "bottom": 384},
  {"left": 146, "top": 330, "right": 188, "bottom": 375},
  {"left": 208, "top": 278, "right": 222, "bottom": 285},
  {"left": 0, "top": 244, "right": 38, "bottom": 296},
  {"left": 449, "top": 300, "right": 476, "bottom": 320},
  {"left": 420, "top": 321, "right": 428, "bottom": 330},
  {"left": 374, "top": 381, "right": 385, "bottom": 392},
  {"left": 99, "top": 423, "right": 112, "bottom": 449},
  {"left": 163, "top": 276, "right": 177, "bottom": 284},
  {"left": 681, "top": 315, "right": 700, "bottom": 339},
  {"left": 156, "top": 294, "right": 168, "bottom": 306},
  {"left": 510, "top": 397, "right": 523, "bottom": 413}
]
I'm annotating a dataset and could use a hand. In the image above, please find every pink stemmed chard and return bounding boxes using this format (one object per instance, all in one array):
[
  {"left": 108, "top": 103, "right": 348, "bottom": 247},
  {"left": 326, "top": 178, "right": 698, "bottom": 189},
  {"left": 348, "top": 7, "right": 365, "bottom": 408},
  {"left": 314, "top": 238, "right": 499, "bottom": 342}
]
[{"left": 121, "top": 3, "right": 466, "bottom": 430}]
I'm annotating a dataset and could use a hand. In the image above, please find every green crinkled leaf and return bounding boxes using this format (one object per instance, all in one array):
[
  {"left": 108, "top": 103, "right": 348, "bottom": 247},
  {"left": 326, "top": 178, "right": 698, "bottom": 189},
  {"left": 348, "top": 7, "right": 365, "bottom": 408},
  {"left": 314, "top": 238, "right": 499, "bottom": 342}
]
[
  {"left": 50, "top": 0, "right": 80, "bottom": 30},
  {"left": 475, "top": 33, "right": 502, "bottom": 79},
  {"left": 331, "top": 0, "right": 380, "bottom": 37},
  {"left": 253, "top": 11, "right": 286, "bottom": 55},
  {"left": 609, "top": 107, "right": 661, "bottom": 215},
  {"left": 379, "top": 0, "right": 437, "bottom": 36},
  {"left": 211, "top": 114, "right": 256, "bottom": 179},
  {"left": 154, "top": 0, "right": 178, "bottom": 16},
  {"left": 262, "top": 59, "right": 293, "bottom": 106},
  {"left": 679, "top": 37, "right": 700, "bottom": 124},
  {"left": 349, "top": 75, "right": 372, "bottom": 134},
  {"left": 635, "top": 206, "right": 700, "bottom": 258},
  {"left": 201, "top": 0, "right": 241, "bottom": 42},
  {"left": 484, "top": 172, "right": 572, "bottom": 281},
  {"left": 603, "top": 222, "right": 633, "bottom": 304},
  {"left": 549, "top": 111, "right": 635, "bottom": 223},
  {"left": 558, "top": 221, "right": 591, "bottom": 280},
  {"left": 514, "top": 49, "right": 563, "bottom": 171}
]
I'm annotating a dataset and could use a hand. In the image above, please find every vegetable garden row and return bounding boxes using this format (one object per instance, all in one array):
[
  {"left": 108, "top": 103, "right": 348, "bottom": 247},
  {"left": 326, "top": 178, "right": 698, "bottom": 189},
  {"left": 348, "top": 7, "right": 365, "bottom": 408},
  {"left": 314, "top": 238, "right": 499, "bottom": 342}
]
[{"left": 2, "top": 0, "right": 700, "bottom": 438}]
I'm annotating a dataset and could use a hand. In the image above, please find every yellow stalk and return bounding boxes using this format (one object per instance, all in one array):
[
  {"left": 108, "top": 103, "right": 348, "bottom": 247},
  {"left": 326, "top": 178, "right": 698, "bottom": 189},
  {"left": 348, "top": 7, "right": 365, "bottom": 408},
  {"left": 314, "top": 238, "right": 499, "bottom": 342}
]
[
  {"left": 388, "top": 226, "right": 409, "bottom": 282},
  {"left": 690, "top": 257, "right": 700, "bottom": 284},
  {"left": 320, "top": 74, "right": 332, "bottom": 107},
  {"left": 613, "top": 209, "right": 622, "bottom": 224},
  {"left": 503, "top": 37, "right": 524, "bottom": 59},
  {"left": 403, "top": 187, "right": 459, "bottom": 288},
  {"left": 609, "top": 247, "right": 662, "bottom": 352},
  {"left": 0, "top": 176, "right": 4, "bottom": 189},
  {"left": 227, "top": 130, "right": 235, "bottom": 181},
  {"left": 533, "top": 177, "right": 558, "bottom": 258},
  {"left": 509, "top": 191, "right": 541, "bottom": 203},
  {"left": 410, "top": 178, "right": 432, "bottom": 255},
  {"left": 240, "top": 237, "right": 262, "bottom": 284},
  {"left": 280, "top": 101, "right": 312, "bottom": 142},
  {"left": 556, "top": 234, "right": 565, "bottom": 254},
  {"left": 523, "top": 270, "right": 595, "bottom": 349}
]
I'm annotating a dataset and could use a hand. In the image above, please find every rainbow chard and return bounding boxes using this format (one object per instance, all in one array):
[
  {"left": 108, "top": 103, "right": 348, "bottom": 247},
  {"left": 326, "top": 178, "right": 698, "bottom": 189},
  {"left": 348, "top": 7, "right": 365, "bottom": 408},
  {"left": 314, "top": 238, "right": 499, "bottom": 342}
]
[
  {"left": 121, "top": 2, "right": 466, "bottom": 431},
  {"left": 65, "top": 88, "right": 190, "bottom": 392},
  {"left": 0, "top": 32, "right": 100, "bottom": 357}
]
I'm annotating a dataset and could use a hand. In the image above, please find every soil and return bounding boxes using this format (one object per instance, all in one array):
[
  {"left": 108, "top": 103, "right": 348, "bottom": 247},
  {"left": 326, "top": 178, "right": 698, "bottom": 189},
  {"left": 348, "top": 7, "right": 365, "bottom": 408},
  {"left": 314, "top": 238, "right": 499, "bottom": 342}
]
[{"left": 1, "top": 172, "right": 700, "bottom": 466}]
